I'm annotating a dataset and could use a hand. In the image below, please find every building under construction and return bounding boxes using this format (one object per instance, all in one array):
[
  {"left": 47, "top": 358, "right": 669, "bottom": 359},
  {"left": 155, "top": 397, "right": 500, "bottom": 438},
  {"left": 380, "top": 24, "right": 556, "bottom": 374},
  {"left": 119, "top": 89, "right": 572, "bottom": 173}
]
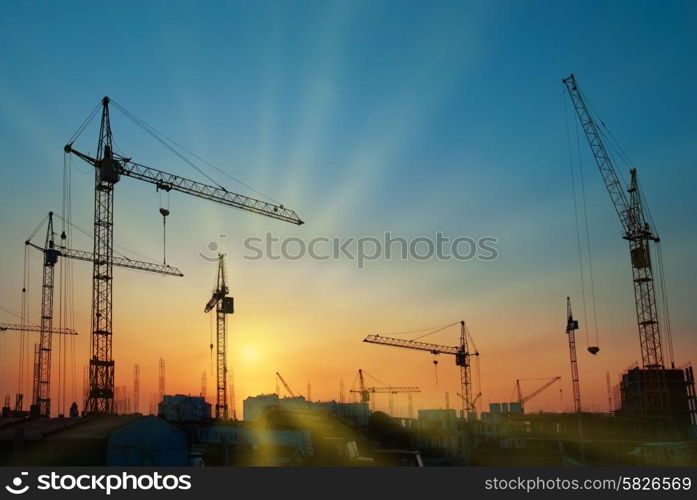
[{"left": 617, "top": 365, "right": 697, "bottom": 427}]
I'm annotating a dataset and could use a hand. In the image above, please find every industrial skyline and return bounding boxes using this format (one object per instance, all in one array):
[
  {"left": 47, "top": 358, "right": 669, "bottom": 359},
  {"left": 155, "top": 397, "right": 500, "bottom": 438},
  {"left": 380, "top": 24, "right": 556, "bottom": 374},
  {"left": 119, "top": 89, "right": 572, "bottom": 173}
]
[{"left": 1, "top": 0, "right": 696, "bottom": 421}]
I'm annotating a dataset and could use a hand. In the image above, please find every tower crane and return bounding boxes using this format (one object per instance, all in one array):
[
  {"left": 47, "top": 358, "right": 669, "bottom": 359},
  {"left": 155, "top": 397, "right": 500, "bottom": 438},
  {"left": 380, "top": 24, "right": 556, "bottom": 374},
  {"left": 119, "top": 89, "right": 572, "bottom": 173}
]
[
  {"left": 566, "top": 297, "right": 582, "bottom": 413},
  {"left": 0, "top": 323, "right": 77, "bottom": 412},
  {"left": 563, "top": 75, "right": 670, "bottom": 413},
  {"left": 205, "top": 255, "right": 234, "bottom": 420},
  {"left": 275, "top": 372, "right": 300, "bottom": 398},
  {"left": 349, "top": 369, "right": 420, "bottom": 415},
  {"left": 363, "top": 321, "right": 479, "bottom": 420},
  {"left": 516, "top": 377, "right": 562, "bottom": 413},
  {"left": 65, "top": 97, "right": 303, "bottom": 414},
  {"left": 23, "top": 212, "right": 182, "bottom": 417}
]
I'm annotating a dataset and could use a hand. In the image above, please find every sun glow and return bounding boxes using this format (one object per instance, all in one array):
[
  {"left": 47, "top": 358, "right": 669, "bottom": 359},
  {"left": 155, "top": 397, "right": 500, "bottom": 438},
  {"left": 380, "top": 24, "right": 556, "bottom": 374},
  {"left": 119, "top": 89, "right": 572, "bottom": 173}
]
[{"left": 241, "top": 345, "right": 259, "bottom": 363}]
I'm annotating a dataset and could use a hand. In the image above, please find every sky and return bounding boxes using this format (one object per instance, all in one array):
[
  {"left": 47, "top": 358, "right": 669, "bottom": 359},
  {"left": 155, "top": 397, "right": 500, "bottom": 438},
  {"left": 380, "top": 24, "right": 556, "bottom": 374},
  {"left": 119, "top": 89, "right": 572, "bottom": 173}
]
[{"left": 0, "top": 0, "right": 696, "bottom": 418}]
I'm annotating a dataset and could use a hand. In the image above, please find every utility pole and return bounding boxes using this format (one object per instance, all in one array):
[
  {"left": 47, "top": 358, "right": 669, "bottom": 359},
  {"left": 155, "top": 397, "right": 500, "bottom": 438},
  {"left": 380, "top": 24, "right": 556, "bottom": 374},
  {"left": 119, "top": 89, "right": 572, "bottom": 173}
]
[
  {"left": 83, "top": 365, "right": 88, "bottom": 410},
  {"left": 159, "top": 358, "right": 165, "bottom": 403},
  {"left": 133, "top": 364, "right": 140, "bottom": 414},
  {"left": 229, "top": 370, "right": 237, "bottom": 421}
]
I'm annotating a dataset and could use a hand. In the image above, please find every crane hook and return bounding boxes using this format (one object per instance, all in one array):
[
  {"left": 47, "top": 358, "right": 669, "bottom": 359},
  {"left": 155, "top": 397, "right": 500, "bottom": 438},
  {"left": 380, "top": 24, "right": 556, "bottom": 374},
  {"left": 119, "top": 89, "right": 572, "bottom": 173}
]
[{"left": 159, "top": 208, "right": 170, "bottom": 266}]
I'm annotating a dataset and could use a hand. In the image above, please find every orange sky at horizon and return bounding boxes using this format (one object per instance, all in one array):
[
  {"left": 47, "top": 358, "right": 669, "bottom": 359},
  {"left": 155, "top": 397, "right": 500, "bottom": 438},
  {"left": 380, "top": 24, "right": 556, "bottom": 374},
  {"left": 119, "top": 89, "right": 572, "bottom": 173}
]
[{"left": 2, "top": 220, "right": 694, "bottom": 419}]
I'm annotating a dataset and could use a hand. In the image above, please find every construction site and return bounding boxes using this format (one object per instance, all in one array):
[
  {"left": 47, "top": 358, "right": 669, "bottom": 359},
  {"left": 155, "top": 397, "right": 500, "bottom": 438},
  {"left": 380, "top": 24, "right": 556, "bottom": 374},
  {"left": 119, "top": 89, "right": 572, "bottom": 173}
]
[{"left": 0, "top": 71, "right": 694, "bottom": 467}]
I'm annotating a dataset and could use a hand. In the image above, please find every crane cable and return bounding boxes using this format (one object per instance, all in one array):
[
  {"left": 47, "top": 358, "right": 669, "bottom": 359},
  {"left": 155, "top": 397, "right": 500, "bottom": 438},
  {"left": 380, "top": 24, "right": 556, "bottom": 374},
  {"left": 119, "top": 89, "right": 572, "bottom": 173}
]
[
  {"left": 209, "top": 312, "right": 214, "bottom": 374},
  {"left": 67, "top": 101, "right": 101, "bottom": 145},
  {"left": 51, "top": 214, "right": 165, "bottom": 266},
  {"left": 574, "top": 114, "right": 601, "bottom": 349},
  {"left": 110, "top": 100, "right": 282, "bottom": 205},
  {"left": 412, "top": 321, "right": 459, "bottom": 341},
  {"left": 59, "top": 151, "right": 78, "bottom": 414},
  {"left": 18, "top": 244, "right": 31, "bottom": 407},
  {"left": 563, "top": 90, "right": 599, "bottom": 349},
  {"left": 379, "top": 320, "right": 460, "bottom": 389},
  {"left": 635, "top": 175, "right": 675, "bottom": 367},
  {"left": 379, "top": 321, "right": 458, "bottom": 337},
  {"left": 158, "top": 190, "right": 170, "bottom": 266}
]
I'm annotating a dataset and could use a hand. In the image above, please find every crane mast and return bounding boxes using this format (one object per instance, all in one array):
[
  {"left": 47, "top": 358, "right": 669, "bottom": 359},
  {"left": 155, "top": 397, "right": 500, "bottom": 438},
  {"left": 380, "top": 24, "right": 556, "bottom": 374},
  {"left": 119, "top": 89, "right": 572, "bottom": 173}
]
[
  {"left": 566, "top": 297, "right": 581, "bottom": 413},
  {"left": 205, "top": 255, "right": 233, "bottom": 420},
  {"left": 65, "top": 97, "right": 302, "bottom": 414},
  {"left": 37, "top": 212, "right": 57, "bottom": 417},
  {"left": 458, "top": 321, "right": 472, "bottom": 418}
]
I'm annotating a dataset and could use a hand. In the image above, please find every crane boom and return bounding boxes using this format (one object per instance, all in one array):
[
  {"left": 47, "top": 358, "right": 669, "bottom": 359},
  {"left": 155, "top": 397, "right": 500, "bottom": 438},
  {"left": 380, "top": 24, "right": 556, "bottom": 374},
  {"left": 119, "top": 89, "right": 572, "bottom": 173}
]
[
  {"left": 26, "top": 242, "right": 183, "bottom": 277},
  {"left": 64, "top": 147, "right": 303, "bottom": 226},
  {"left": 366, "top": 386, "right": 420, "bottom": 394},
  {"left": 276, "top": 372, "right": 298, "bottom": 398},
  {"left": 363, "top": 335, "right": 460, "bottom": 356},
  {"left": 517, "top": 377, "right": 562, "bottom": 406},
  {"left": 562, "top": 74, "right": 631, "bottom": 229},
  {"left": 563, "top": 74, "right": 667, "bottom": 388},
  {"left": 0, "top": 324, "right": 77, "bottom": 335}
]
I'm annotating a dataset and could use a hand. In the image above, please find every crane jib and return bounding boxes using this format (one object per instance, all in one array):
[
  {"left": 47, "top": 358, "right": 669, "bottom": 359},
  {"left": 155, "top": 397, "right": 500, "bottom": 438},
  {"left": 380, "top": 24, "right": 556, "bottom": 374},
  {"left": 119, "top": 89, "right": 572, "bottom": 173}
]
[{"left": 121, "top": 162, "right": 304, "bottom": 225}]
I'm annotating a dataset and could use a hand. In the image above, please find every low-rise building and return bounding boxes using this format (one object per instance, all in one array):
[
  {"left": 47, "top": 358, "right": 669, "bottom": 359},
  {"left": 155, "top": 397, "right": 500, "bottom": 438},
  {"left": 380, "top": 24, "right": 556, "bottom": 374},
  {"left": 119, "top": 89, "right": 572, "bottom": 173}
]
[{"left": 159, "top": 394, "right": 211, "bottom": 422}]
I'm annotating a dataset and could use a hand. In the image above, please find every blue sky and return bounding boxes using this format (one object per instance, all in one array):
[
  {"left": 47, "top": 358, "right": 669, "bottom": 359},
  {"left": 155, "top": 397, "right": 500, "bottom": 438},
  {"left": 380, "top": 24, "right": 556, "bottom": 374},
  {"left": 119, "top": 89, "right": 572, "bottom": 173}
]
[{"left": 0, "top": 1, "right": 695, "bottom": 413}]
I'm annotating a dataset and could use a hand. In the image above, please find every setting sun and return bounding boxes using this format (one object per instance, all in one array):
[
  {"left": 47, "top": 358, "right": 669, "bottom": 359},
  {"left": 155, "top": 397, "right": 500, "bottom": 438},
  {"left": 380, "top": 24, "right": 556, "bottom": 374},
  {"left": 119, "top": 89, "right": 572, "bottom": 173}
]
[{"left": 241, "top": 345, "right": 259, "bottom": 364}]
